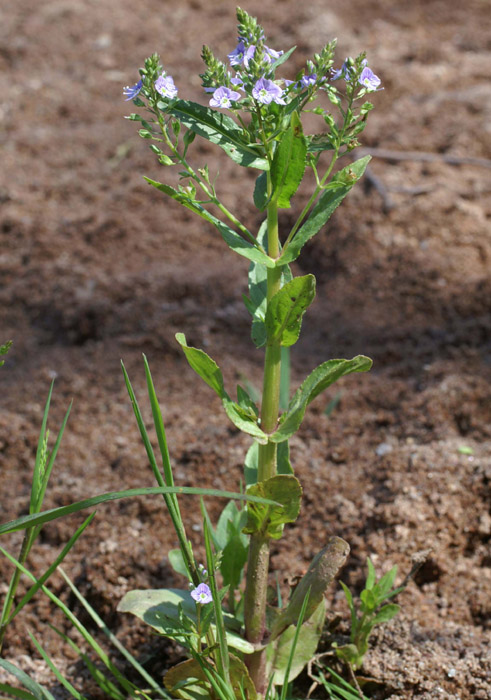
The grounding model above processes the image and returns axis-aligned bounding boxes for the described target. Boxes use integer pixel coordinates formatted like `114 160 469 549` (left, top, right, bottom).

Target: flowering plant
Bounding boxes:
117 7 383 698
0 8 386 700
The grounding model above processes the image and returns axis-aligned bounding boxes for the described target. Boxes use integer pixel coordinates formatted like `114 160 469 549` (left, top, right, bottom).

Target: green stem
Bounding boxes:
244 174 282 694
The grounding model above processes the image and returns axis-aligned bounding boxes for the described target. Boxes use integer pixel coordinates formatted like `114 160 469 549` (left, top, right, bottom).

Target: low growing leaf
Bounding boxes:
118 588 254 655
266 599 326 686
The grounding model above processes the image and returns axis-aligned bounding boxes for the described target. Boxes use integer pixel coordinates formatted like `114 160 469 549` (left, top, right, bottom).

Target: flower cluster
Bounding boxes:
332 57 382 92
123 70 178 102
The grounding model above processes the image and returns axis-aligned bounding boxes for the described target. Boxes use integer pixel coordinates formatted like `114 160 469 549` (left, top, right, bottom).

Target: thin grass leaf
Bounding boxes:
0 660 55 700
57 569 169 699
28 633 88 700
0 555 142 698
121 360 197 583
202 501 230 686
30 382 54 515
0 486 280 536
324 668 369 700
279 588 310 700
0 684 38 700
34 401 72 514
5 514 95 624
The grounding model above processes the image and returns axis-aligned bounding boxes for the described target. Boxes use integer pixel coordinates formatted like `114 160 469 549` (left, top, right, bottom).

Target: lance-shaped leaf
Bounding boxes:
176 334 268 443
266 599 326 686
278 156 371 265
166 99 268 170
118 588 254 655
253 171 268 211
270 537 350 641
144 178 275 268
243 475 302 539
271 111 307 209
265 275 316 347
270 355 372 443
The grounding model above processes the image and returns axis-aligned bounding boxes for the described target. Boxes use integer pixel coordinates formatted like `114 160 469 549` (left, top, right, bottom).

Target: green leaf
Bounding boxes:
144 179 274 268
374 565 398 600
0 660 56 700
0 486 279 536
167 100 268 170
0 340 12 367
168 549 190 579
253 172 268 210
176 334 268 442
271 112 307 209
265 275 316 347
371 603 400 625
365 558 376 590
164 654 256 700
243 475 302 539
223 399 268 443
360 588 377 612
244 441 259 486
278 156 371 265
266 599 325 687
271 355 372 442
175 333 226 398
214 500 246 550
118 588 254 654
221 535 248 590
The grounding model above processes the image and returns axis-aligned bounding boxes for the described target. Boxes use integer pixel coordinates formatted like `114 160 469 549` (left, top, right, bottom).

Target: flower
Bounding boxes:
358 67 381 91
252 77 286 105
299 73 317 88
123 79 143 101
191 583 212 604
264 45 283 63
155 74 178 99
331 60 351 81
228 40 247 66
209 86 241 108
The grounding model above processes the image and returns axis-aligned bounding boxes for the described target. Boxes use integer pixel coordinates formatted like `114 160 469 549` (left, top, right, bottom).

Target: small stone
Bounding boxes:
375 442 393 456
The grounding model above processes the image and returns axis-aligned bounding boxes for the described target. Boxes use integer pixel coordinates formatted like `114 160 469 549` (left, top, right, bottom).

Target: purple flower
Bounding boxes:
155 74 178 99
252 77 286 105
331 60 351 81
191 583 212 604
264 45 283 63
230 75 244 89
359 67 381 92
300 73 317 88
228 40 247 66
123 79 143 101
209 86 241 108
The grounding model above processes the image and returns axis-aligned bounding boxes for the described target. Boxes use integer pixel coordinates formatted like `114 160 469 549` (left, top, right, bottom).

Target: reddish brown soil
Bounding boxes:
0 0 490 698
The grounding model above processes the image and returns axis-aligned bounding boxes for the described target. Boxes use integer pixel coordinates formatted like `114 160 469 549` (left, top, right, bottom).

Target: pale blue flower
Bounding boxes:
252 77 286 105
209 86 241 108
191 583 212 604
228 40 247 66
300 73 317 88
123 79 143 101
155 73 178 99
359 66 381 91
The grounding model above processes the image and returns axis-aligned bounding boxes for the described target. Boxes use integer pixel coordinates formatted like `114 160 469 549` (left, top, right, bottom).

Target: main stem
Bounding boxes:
244 182 282 694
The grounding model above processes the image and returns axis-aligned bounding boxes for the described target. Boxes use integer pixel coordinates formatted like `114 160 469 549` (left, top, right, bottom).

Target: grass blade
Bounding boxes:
0 660 55 700
58 568 169 699
0 486 280 536
201 501 230 686
279 588 310 700
30 382 54 515
5 514 95 624
34 401 72 514
27 632 88 700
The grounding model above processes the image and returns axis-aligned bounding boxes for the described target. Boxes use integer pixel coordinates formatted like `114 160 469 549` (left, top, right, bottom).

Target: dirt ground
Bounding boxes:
0 0 490 698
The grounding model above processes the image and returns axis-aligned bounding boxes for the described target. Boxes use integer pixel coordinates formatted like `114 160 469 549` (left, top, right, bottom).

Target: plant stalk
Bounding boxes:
244 179 282 693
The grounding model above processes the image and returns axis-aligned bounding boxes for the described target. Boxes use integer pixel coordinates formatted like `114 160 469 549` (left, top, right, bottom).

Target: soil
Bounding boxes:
0 0 490 698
